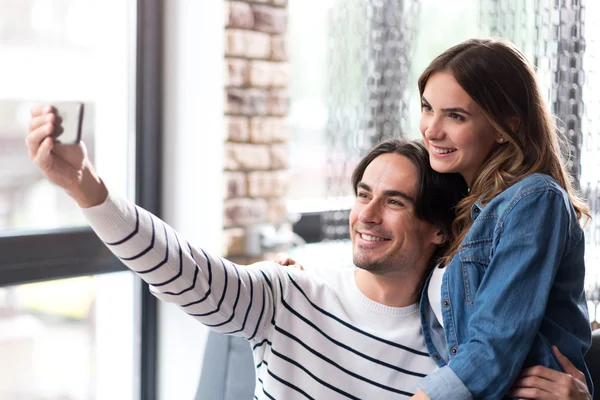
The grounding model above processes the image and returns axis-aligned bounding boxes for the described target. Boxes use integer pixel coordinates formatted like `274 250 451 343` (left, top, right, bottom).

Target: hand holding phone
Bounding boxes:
26 104 107 208
51 102 84 145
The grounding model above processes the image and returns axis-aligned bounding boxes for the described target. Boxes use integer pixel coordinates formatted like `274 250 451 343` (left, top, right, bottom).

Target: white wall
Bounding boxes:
160 1 225 399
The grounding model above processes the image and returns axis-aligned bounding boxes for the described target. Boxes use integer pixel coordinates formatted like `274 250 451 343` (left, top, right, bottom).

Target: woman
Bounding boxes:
413 38 592 399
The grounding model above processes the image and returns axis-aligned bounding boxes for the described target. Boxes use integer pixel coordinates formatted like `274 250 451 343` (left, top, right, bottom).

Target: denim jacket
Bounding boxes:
418 173 592 399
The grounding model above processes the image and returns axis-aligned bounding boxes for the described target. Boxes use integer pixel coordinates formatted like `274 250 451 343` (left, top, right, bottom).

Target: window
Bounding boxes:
0 273 135 399
0 0 163 398
404 1 481 140
0 0 134 232
287 0 331 210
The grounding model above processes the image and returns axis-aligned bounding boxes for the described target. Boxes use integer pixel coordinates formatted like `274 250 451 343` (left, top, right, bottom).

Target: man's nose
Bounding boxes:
358 200 382 224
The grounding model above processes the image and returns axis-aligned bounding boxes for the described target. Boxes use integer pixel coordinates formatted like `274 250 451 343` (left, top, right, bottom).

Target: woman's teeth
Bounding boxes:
432 147 456 154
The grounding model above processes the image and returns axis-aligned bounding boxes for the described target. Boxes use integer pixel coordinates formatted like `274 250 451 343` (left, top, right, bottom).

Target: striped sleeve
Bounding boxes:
81 192 286 342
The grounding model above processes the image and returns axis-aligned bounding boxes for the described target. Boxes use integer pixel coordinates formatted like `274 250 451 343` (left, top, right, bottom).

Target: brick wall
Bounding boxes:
222 0 290 259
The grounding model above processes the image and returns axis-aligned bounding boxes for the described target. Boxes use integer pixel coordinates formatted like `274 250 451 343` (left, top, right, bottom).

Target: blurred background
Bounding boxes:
0 0 599 399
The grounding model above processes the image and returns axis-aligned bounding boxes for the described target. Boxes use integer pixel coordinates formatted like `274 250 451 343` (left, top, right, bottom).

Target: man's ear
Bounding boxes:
431 227 448 246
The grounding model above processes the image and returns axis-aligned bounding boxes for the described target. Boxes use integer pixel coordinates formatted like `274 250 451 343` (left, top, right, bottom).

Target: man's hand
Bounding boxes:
26 105 107 208
508 346 591 399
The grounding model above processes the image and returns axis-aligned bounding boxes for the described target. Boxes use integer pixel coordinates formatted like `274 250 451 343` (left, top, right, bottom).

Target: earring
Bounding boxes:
498 136 505 143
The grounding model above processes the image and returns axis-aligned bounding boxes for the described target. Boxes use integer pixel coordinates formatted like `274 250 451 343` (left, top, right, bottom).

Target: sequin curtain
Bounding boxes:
321 0 420 241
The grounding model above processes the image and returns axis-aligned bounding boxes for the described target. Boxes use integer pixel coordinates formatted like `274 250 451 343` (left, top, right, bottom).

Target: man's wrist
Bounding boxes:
68 164 109 208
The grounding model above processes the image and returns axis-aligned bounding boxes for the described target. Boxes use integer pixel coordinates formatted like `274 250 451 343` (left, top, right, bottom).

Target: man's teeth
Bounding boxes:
432 147 456 154
361 234 385 242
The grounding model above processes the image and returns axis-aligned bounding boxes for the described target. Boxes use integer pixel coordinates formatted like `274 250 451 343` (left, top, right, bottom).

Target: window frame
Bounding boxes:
135 0 163 399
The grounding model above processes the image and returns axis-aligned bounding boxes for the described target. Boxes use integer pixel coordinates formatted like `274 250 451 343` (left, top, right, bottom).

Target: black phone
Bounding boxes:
51 102 84 145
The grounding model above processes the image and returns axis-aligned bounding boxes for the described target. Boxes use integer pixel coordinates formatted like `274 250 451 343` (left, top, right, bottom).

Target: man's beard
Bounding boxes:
353 252 394 275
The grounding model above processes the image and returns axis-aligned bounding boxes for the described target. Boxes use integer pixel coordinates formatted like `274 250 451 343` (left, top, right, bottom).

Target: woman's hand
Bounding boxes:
509 346 590 399
274 253 304 270
26 105 107 208
410 390 430 400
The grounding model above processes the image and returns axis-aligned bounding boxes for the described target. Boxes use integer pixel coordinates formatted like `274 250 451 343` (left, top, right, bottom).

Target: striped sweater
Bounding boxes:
82 193 438 399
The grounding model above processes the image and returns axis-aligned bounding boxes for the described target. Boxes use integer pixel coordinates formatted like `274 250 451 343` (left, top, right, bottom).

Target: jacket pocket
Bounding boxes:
458 239 492 306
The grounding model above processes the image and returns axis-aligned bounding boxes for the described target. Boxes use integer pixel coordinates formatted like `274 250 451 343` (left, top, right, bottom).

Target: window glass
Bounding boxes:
0 0 135 232
0 272 136 400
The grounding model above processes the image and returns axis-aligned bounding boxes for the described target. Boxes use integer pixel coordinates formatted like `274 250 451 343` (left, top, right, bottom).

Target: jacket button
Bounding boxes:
443 300 450 307
434 355 441 361
451 347 457 354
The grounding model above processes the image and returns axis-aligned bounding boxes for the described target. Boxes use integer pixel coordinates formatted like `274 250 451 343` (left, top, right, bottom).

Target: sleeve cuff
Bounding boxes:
80 191 135 243
418 366 472 400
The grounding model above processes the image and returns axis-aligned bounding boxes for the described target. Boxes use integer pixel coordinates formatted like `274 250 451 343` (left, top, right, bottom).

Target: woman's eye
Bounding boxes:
449 112 465 122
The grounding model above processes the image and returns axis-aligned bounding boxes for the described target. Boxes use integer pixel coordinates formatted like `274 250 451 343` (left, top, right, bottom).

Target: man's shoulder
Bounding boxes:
288 264 354 289
247 261 352 287
285 265 356 302
309 265 354 285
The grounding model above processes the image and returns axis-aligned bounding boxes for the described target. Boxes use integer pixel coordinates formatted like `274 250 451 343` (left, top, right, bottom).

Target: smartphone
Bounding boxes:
51 102 84 145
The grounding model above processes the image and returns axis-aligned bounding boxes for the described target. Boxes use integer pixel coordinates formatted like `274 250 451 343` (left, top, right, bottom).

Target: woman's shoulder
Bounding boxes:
497 173 567 201
482 173 571 218
490 173 577 221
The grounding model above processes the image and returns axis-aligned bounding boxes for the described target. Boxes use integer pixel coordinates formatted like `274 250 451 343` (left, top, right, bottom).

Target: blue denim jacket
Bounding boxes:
418 173 592 399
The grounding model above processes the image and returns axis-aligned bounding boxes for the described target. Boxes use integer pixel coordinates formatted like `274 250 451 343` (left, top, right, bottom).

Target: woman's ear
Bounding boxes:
507 117 520 134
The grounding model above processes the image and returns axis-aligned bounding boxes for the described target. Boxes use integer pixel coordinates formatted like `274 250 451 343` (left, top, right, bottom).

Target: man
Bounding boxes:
26 105 590 399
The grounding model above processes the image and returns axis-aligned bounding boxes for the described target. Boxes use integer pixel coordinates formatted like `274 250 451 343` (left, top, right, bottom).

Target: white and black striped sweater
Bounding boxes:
82 193 438 399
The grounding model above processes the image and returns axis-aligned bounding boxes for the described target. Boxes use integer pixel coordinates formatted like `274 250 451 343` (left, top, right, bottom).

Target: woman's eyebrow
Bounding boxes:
421 96 472 116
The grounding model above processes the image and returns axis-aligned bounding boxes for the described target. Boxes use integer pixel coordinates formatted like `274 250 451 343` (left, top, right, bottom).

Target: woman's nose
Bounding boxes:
424 117 444 141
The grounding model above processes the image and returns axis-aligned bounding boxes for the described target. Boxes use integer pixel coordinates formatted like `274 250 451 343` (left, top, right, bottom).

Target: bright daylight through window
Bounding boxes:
0 0 138 399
